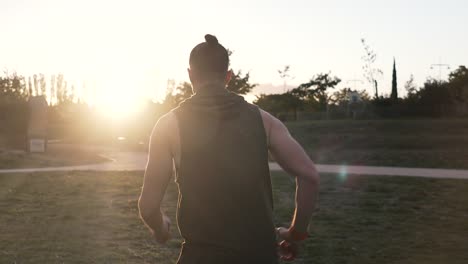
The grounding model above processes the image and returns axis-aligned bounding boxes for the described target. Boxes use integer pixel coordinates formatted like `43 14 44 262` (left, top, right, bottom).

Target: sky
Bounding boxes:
1 0 467 105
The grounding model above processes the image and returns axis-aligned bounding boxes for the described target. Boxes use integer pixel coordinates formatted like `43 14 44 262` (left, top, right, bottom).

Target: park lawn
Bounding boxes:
0 146 109 169
0 171 467 264
286 119 468 169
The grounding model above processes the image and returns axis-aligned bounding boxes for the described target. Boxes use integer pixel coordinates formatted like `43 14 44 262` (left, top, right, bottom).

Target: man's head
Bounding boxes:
188 34 231 89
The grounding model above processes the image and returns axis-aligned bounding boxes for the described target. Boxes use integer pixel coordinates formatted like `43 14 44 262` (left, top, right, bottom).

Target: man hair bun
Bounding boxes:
204 34 219 45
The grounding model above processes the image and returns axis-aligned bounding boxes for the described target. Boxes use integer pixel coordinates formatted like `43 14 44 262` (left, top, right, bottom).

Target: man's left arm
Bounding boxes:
138 114 174 244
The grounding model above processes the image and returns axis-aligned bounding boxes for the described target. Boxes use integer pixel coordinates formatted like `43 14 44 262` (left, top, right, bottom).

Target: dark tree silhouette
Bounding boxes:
28 76 33 95
330 88 370 105
0 72 28 101
56 74 64 103
404 74 417 97
292 73 341 110
254 93 302 120
447 65 468 115
391 58 398 102
448 65 468 103
417 79 451 116
226 70 256 95
39 73 46 96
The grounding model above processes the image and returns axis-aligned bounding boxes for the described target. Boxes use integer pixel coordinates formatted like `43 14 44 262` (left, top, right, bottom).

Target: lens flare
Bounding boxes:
339 164 348 182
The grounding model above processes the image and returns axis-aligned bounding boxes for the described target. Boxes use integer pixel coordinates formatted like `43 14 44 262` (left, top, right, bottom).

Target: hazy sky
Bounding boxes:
1 0 467 103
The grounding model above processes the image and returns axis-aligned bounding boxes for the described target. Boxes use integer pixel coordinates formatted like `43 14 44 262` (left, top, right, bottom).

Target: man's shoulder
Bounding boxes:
153 112 178 136
257 107 277 125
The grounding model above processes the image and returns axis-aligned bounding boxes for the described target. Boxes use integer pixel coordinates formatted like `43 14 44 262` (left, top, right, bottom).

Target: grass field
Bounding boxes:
286 119 468 169
1 171 468 263
0 146 109 169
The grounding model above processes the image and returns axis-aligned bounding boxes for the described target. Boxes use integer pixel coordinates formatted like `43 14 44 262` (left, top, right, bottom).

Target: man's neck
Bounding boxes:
193 81 226 94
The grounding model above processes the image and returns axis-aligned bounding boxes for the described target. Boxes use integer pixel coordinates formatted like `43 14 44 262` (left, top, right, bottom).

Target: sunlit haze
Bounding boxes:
2 0 467 115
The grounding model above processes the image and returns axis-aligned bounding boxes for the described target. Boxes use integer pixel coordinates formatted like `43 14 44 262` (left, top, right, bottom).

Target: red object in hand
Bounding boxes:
278 240 298 261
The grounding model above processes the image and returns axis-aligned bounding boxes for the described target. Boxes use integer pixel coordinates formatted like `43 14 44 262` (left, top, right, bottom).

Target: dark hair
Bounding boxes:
189 34 229 80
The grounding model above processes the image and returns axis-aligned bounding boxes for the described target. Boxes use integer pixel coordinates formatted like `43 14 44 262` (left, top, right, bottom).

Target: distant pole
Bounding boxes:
430 58 450 83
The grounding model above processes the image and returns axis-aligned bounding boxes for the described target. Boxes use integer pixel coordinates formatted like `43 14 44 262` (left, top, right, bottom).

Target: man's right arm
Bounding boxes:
262 110 320 235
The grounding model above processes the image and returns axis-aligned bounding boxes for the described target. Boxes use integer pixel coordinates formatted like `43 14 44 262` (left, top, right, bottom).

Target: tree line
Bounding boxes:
253 65 468 120
1 44 468 149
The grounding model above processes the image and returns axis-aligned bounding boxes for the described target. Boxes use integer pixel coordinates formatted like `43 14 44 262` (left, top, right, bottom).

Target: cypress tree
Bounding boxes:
391 57 398 102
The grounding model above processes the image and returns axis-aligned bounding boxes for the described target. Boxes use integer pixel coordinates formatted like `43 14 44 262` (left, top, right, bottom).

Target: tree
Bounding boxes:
446 65 468 115
0 72 29 141
33 74 39 96
330 87 370 105
174 82 193 104
278 65 293 93
0 72 28 101
448 65 468 103
361 38 383 98
404 74 417 98
56 74 64 103
417 79 452 116
50 75 56 104
254 93 302 120
39 73 47 98
291 73 341 111
225 49 257 95
70 84 76 102
226 70 256 95
28 76 33 95
391 58 398 102
162 81 194 109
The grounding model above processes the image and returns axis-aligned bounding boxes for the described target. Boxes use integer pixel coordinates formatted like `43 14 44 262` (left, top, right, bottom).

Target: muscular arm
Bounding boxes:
262 110 319 234
138 113 174 242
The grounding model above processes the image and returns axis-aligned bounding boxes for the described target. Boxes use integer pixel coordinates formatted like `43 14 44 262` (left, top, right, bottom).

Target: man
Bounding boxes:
139 34 319 263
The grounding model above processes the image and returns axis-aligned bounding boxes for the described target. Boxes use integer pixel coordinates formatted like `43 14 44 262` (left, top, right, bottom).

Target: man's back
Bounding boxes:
138 34 319 264
172 86 278 263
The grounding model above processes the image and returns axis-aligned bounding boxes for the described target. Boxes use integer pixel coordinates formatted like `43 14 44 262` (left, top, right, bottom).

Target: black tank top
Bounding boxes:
172 85 278 263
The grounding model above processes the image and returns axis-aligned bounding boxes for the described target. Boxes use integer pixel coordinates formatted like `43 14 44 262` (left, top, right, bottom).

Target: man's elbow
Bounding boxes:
308 167 320 186
299 164 320 187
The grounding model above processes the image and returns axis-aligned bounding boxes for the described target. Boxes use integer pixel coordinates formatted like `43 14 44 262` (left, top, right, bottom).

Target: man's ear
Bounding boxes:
225 69 233 86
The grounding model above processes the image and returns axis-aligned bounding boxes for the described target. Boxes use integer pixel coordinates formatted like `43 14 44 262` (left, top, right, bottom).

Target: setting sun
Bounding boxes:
95 93 144 119
94 78 146 119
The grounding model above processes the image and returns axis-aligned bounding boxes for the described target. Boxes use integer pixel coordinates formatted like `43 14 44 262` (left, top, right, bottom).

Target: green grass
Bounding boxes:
0 146 109 169
1 171 468 263
272 172 468 264
286 119 468 169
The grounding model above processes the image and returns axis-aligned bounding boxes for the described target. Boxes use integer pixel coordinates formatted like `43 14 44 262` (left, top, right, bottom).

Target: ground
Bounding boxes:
286 119 468 169
0 144 109 169
1 171 467 264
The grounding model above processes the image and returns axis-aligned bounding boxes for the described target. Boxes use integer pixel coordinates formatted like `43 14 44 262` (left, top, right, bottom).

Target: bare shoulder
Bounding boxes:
258 108 285 130
256 107 284 146
151 112 178 139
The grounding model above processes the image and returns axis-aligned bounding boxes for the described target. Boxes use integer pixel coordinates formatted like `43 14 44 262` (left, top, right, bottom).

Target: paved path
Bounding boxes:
2 150 468 179
270 163 468 180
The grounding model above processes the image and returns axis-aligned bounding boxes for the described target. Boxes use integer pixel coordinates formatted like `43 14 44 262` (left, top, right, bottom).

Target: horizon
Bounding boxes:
2 0 467 109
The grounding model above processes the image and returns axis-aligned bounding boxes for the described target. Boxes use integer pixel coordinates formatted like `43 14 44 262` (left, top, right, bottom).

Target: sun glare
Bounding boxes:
96 96 143 119
94 79 146 119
